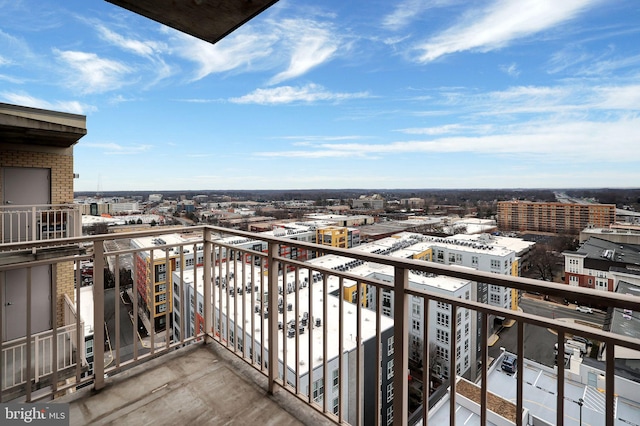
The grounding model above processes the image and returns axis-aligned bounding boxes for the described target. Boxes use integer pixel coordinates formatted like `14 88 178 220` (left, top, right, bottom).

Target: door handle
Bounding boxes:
5 200 12 204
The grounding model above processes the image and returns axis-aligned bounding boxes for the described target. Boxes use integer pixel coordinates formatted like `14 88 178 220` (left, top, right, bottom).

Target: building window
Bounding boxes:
436 346 449 361
333 397 339 415
156 303 167 314
387 359 394 380
437 301 449 310
456 329 461 342
313 378 324 402
465 323 469 336
455 254 463 263
412 302 421 317
387 336 394 356
437 329 449 344
449 253 456 263
437 313 449 327
156 293 167 303
491 260 500 270
387 383 394 403
412 319 421 332
386 406 393 426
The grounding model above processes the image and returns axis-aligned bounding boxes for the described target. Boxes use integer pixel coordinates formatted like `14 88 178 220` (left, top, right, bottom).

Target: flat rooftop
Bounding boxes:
426 352 640 425
176 262 394 376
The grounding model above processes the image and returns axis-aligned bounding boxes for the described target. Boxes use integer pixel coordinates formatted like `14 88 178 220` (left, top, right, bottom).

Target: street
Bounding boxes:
104 287 147 365
488 296 605 367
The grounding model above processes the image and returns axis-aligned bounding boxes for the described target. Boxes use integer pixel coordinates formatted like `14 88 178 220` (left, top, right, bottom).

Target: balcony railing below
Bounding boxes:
0 204 81 244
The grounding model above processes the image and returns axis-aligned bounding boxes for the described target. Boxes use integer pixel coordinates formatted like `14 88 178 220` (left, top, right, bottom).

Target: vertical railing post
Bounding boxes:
516 321 524 426
480 312 488 426
25 267 32 401
93 239 106 390
267 242 279 394
392 266 408 426
31 206 37 241
204 228 213 344
74 207 81 238
606 343 615 426
556 330 565 426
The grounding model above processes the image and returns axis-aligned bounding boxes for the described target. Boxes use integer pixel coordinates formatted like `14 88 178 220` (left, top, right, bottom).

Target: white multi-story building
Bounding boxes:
172 264 394 425
350 232 520 380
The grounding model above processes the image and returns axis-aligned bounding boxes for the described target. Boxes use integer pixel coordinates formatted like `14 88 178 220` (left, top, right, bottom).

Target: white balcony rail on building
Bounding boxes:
1 225 640 426
1 323 80 392
0 204 81 244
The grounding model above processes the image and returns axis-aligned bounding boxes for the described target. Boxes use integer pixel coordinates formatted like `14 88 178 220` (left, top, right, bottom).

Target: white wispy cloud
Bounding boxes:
229 83 370 105
169 29 278 81
95 24 166 58
54 49 132 94
0 91 95 114
82 142 152 155
255 118 640 162
269 19 341 84
94 23 174 86
500 63 520 77
167 14 343 84
398 124 493 135
281 135 367 142
382 0 455 31
414 0 598 63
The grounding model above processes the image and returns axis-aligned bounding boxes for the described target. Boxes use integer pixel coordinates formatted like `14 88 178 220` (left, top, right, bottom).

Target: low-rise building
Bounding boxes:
563 237 640 291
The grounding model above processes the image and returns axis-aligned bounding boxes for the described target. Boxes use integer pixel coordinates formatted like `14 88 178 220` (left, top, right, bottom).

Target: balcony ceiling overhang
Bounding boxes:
0 112 87 148
105 0 280 45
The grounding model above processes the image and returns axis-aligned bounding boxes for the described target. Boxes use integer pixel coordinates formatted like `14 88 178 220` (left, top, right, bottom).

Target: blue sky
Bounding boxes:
1 0 639 192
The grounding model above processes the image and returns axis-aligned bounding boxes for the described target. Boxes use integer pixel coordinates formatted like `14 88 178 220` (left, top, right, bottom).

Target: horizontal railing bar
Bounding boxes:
404 285 640 350
3 223 640 311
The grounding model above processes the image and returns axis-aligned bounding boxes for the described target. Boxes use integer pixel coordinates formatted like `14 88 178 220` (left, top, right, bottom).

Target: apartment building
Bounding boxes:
352 195 385 210
172 266 394 425
1 103 86 339
563 237 640 292
498 200 616 234
131 234 203 331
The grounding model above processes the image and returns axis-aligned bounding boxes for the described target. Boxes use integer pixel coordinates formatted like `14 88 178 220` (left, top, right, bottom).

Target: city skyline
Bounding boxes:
1 0 639 191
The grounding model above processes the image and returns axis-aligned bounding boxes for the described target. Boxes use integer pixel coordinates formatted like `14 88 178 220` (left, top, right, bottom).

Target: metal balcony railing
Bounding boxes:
1 225 639 426
0 204 82 244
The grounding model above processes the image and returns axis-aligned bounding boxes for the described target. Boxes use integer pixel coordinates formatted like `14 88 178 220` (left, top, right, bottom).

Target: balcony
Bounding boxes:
1 225 640 425
0 204 82 245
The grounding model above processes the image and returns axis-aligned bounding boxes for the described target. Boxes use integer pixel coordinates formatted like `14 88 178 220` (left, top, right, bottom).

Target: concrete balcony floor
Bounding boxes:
62 342 335 426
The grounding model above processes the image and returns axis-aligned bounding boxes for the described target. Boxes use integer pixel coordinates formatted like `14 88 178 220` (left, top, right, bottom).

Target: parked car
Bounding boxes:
501 354 517 374
576 306 593 314
571 336 593 347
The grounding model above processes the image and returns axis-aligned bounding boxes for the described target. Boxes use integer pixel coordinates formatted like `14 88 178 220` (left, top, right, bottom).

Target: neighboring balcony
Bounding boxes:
1 226 639 426
0 204 82 244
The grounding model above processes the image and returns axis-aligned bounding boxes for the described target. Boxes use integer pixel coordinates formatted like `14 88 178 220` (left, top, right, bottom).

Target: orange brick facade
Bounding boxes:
498 201 616 234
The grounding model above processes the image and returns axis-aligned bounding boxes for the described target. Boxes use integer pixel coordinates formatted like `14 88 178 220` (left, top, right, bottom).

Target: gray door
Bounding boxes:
2 167 51 242
2 167 52 341
3 266 52 341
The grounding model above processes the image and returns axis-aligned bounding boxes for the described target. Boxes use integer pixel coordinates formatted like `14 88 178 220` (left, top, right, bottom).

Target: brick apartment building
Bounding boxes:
498 201 616 234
